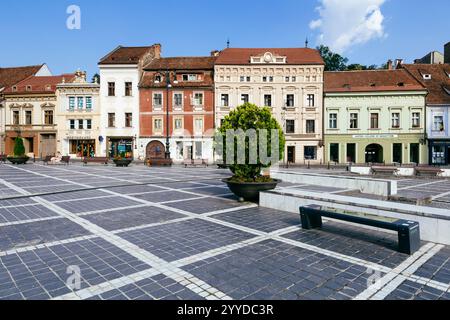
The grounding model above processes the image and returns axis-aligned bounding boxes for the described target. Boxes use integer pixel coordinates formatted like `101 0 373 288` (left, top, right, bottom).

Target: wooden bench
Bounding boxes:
371 166 399 176
146 158 173 167
300 205 421 255
83 157 109 165
415 166 443 177
184 159 208 168
44 155 71 165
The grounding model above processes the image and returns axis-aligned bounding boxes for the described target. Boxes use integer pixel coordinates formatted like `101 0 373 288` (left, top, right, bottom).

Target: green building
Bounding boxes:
324 70 428 165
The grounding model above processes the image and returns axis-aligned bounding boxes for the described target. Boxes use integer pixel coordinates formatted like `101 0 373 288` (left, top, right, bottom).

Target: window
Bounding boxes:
329 113 337 129
350 113 358 129
286 94 295 107
307 94 315 107
246 76 251 82
306 120 316 134
370 113 379 129
304 146 317 160
412 112 421 128
77 97 84 110
392 113 400 128
241 94 249 104
125 82 132 96
44 110 54 125
330 144 339 163
347 143 356 163
410 143 420 164
174 118 183 130
193 93 203 106
125 113 133 128
154 119 163 131
69 97 75 110
13 111 20 125
286 120 295 134
174 93 183 108
240 76 250 82
264 95 272 107
195 141 203 159
292 76 296 82
240 76 245 82
25 111 32 125
153 93 162 107
86 97 92 110
183 74 197 81
221 94 229 107
69 120 75 130
262 76 267 82
108 82 115 96
155 75 162 82
86 119 92 130
285 77 290 82
432 146 446 165
78 119 84 130
433 116 444 132
195 118 204 133
269 76 273 82
108 113 115 127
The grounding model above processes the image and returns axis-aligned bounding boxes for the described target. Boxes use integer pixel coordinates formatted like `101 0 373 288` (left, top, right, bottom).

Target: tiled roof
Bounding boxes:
402 64 450 105
143 56 216 71
140 72 214 89
0 65 43 90
3 74 76 95
99 45 158 65
215 48 324 65
324 69 426 93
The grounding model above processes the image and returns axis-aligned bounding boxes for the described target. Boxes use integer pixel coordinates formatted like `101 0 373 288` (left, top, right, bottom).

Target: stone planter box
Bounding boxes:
113 159 133 167
7 156 30 165
222 178 281 202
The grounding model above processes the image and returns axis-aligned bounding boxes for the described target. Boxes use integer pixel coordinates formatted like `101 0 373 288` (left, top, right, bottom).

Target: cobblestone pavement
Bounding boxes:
0 163 448 300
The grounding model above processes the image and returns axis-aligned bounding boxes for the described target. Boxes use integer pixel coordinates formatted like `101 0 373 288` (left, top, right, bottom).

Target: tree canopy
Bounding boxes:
317 45 387 71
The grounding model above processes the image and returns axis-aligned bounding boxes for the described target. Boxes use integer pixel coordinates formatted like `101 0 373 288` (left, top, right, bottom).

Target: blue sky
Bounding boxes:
1 0 448 77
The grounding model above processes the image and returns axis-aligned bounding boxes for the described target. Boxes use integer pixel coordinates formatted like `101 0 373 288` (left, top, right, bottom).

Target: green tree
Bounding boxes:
317 45 348 71
13 137 26 156
91 73 100 84
217 103 285 182
346 64 379 71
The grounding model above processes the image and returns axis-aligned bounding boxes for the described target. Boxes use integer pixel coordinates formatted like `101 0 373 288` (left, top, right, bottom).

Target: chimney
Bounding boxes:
395 59 404 69
211 50 220 57
445 42 450 64
153 43 162 59
387 59 393 70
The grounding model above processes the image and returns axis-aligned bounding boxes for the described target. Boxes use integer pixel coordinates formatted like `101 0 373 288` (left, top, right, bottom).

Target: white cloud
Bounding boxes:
310 0 387 53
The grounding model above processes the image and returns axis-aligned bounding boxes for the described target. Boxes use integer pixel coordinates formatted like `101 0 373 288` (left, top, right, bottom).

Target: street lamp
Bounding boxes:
158 70 176 160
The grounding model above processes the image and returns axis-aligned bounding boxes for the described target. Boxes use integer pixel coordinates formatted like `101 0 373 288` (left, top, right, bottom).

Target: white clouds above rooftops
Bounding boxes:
310 0 387 53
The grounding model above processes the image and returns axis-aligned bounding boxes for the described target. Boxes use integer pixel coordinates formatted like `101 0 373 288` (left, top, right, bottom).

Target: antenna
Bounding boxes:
305 38 309 48
227 38 230 49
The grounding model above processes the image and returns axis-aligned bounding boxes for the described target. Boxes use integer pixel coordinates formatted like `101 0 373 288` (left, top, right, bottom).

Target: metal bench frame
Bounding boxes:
300 205 421 255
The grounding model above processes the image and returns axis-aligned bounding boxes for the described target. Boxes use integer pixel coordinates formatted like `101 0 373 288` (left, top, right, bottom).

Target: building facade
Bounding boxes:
98 44 161 159
56 70 101 158
402 64 450 165
324 70 428 165
214 48 325 165
3 73 75 158
0 64 50 154
139 56 216 163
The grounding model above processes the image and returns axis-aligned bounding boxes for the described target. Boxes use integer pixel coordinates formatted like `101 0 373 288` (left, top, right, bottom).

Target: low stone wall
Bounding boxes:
271 170 397 197
261 188 450 245
351 166 450 177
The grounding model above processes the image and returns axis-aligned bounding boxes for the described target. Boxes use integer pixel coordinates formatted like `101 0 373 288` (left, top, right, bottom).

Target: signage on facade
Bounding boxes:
67 136 92 140
352 134 399 139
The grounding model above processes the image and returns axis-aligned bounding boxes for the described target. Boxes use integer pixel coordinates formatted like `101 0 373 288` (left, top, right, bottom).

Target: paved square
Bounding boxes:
0 163 448 300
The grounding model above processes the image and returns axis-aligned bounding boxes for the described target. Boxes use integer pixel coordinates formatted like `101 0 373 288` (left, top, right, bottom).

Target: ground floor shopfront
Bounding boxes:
429 140 450 166
138 137 214 164
324 134 427 165
5 130 56 158
59 137 100 159
282 138 324 165
106 137 135 159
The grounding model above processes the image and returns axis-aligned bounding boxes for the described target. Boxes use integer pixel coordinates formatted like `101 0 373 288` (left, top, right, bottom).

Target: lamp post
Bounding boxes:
161 70 173 160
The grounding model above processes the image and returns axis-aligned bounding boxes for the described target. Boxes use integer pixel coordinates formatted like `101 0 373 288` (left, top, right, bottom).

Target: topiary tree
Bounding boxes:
13 137 26 157
216 103 285 182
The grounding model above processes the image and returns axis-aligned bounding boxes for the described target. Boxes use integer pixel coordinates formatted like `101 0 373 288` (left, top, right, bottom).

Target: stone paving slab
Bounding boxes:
56 196 143 214
164 197 244 214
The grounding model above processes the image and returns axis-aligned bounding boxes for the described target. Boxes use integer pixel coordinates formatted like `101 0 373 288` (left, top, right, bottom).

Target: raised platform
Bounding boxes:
260 187 450 245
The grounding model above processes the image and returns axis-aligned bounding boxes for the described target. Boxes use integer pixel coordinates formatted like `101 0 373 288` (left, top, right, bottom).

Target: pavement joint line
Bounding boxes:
354 243 443 300
431 189 450 201
0 216 63 228
398 180 443 191
2 171 233 301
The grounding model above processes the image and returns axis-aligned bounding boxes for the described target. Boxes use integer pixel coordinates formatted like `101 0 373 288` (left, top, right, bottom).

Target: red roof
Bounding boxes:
144 56 216 71
99 45 160 65
0 65 43 90
3 74 76 95
215 48 324 65
402 64 450 105
324 69 426 93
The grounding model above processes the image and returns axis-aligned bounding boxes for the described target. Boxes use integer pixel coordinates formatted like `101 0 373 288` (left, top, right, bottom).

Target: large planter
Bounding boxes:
113 159 133 167
7 156 30 165
222 178 281 202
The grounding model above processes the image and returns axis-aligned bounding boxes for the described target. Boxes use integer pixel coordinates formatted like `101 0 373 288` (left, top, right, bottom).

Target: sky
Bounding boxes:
0 0 449 78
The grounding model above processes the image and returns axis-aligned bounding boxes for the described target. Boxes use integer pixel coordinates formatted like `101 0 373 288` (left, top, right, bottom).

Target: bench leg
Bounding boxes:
398 224 421 255
300 207 323 229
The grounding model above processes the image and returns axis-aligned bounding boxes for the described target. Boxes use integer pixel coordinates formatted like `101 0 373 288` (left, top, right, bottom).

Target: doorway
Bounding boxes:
365 144 383 164
146 141 165 160
287 146 295 164
346 143 356 163
410 143 420 164
40 134 56 157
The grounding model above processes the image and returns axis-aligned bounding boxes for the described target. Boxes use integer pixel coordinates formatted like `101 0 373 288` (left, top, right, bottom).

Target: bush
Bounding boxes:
217 103 285 182
13 137 26 157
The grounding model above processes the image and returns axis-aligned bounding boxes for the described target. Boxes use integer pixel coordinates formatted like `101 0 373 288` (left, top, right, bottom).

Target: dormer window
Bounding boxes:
182 74 198 81
155 75 162 83
422 74 432 80
251 52 287 64
397 82 405 87
26 85 32 91
369 83 376 87
45 85 52 91
12 86 17 92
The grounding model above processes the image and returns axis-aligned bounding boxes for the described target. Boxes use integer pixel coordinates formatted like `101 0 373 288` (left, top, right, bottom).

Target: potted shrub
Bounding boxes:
217 103 285 202
7 137 30 165
113 152 133 167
